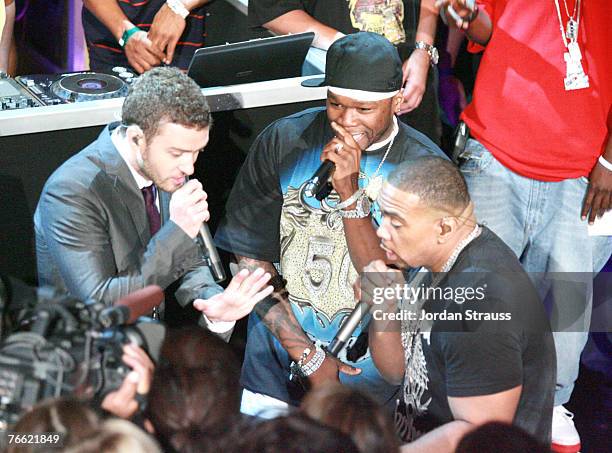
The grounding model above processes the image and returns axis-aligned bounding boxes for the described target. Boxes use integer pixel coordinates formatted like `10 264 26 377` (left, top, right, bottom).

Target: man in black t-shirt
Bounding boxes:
82 0 210 73
249 0 442 145
364 157 555 450
215 33 445 417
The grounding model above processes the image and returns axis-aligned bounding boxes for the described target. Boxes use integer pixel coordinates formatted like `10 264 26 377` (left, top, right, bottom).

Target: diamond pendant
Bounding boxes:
365 175 384 201
563 46 589 91
566 18 578 41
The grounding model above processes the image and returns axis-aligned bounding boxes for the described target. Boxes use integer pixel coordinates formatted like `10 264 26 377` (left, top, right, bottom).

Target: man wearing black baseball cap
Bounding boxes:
216 32 445 417
302 31 406 95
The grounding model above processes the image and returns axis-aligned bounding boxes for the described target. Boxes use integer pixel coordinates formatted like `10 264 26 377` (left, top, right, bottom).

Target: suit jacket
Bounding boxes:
34 124 223 327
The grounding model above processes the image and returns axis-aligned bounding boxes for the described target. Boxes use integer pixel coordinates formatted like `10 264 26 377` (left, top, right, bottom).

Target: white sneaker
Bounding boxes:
551 405 581 453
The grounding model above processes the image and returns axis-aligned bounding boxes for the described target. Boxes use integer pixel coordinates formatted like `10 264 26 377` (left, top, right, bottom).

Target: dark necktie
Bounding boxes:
141 185 161 236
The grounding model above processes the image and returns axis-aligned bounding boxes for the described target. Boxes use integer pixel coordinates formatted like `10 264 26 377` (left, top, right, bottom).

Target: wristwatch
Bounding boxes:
338 193 372 219
414 41 439 66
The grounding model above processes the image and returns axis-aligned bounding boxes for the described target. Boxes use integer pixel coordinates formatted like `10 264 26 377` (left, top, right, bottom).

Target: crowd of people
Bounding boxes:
1 0 611 452
4 327 553 453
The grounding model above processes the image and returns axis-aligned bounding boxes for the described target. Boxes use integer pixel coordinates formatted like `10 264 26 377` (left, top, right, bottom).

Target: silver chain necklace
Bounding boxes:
363 135 395 201
553 0 589 91
362 116 399 201
440 224 482 273
561 0 579 40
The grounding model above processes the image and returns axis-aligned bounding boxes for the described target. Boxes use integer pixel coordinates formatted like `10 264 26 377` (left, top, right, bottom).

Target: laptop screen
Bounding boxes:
187 32 315 88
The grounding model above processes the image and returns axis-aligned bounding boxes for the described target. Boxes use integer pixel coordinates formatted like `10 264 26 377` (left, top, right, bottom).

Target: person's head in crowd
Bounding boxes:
62 419 161 453
301 383 399 453
158 325 242 370
119 66 211 193
7 397 99 453
456 422 551 453
378 156 476 271
304 32 404 151
145 327 241 453
224 413 360 453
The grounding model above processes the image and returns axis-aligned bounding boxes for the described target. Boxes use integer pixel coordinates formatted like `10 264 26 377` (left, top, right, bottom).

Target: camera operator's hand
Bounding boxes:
101 343 154 419
193 268 274 322
169 179 209 239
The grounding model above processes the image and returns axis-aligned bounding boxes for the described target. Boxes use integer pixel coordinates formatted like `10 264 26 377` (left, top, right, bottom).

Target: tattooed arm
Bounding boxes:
236 255 360 387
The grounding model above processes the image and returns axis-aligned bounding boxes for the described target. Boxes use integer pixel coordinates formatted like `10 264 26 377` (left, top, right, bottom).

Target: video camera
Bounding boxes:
0 278 165 430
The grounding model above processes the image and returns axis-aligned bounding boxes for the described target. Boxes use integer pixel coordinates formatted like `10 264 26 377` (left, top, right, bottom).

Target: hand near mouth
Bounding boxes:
321 121 363 201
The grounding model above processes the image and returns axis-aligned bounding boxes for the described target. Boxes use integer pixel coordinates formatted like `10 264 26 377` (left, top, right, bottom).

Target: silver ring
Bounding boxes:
446 4 463 23
335 143 343 154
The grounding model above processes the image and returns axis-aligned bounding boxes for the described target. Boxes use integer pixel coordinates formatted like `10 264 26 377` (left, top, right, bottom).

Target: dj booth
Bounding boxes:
0 36 327 285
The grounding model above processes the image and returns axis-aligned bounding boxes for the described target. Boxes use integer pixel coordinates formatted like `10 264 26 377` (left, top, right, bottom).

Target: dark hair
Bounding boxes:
145 327 241 453
62 419 161 453
223 413 360 453
7 397 99 453
456 422 551 453
121 67 211 141
387 156 470 213
301 383 399 453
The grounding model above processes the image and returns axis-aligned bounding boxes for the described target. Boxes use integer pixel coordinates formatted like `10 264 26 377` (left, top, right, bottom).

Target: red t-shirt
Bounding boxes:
461 0 612 181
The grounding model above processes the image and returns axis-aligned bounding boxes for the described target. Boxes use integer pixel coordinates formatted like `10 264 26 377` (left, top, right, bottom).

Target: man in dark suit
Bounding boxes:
34 67 272 336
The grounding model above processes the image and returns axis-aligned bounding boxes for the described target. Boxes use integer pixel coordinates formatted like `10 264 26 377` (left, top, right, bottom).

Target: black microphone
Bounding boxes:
304 160 335 200
326 300 371 357
99 285 164 328
199 223 226 283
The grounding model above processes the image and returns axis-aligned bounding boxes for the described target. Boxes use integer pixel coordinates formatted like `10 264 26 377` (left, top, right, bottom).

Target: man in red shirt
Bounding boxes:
436 1 611 452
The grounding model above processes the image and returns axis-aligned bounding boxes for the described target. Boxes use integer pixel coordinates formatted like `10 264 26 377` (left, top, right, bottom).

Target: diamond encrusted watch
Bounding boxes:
338 192 372 219
414 41 439 66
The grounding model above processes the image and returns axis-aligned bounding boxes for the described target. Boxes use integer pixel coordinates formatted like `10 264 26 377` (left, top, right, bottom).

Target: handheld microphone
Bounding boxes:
326 300 371 357
304 160 335 200
99 285 164 328
198 223 226 283
184 177 226 283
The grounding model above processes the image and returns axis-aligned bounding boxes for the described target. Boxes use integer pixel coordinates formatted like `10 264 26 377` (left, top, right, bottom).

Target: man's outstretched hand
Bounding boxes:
193 268 273 322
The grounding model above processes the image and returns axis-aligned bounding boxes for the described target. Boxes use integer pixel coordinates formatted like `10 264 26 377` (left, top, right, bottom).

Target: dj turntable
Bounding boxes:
0 68 136 111
51 72 130 102
18 68 135 105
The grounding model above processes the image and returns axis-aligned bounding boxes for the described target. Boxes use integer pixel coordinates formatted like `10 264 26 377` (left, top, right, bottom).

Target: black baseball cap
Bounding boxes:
302 32 403 95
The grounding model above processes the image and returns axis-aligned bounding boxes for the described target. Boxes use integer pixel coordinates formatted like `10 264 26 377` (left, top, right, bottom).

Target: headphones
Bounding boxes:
126 125 144 146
